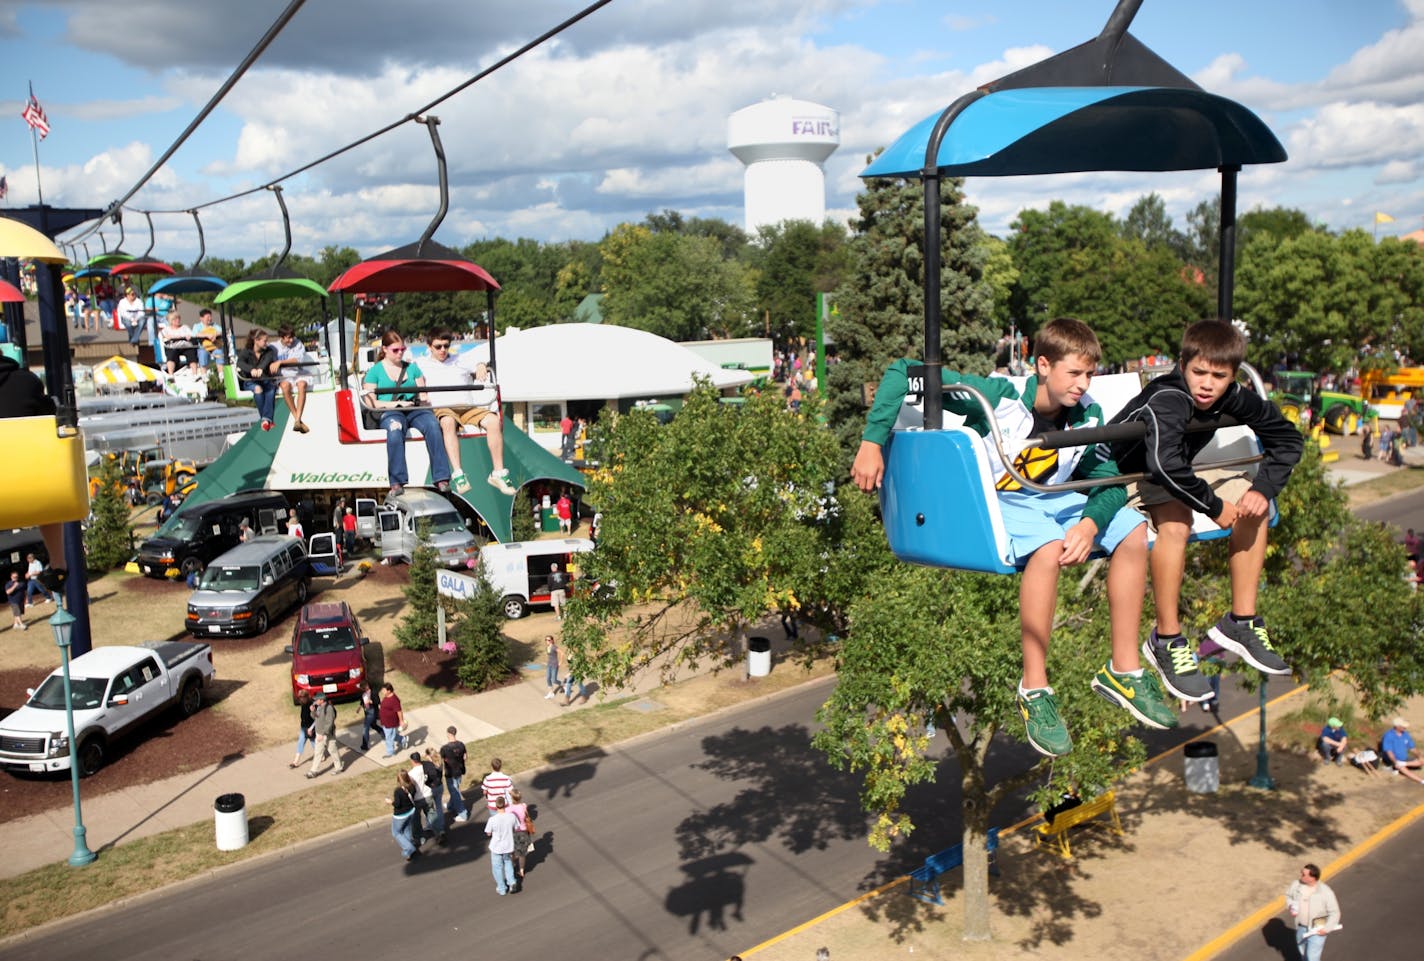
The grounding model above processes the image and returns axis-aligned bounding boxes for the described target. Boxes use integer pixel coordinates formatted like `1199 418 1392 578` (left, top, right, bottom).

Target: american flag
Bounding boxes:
21 86 49 139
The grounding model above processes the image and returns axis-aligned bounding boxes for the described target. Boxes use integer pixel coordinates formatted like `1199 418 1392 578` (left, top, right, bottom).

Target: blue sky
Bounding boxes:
2 0 1421 262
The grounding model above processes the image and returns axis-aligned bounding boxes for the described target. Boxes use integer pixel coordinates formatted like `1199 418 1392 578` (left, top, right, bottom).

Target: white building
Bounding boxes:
727 96 840 234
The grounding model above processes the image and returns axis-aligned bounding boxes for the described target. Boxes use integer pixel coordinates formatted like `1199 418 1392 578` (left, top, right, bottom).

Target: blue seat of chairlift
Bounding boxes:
878 373 1274 574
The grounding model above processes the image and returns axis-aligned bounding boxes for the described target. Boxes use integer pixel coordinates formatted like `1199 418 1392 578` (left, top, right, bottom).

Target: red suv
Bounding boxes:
285 602 369 704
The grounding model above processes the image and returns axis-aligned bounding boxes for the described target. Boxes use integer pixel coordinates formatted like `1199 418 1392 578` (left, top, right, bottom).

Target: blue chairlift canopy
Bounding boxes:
150 270 229 296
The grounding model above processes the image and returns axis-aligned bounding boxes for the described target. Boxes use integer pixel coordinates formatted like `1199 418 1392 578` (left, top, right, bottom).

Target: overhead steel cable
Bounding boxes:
65 0 310 247
68 0 615 244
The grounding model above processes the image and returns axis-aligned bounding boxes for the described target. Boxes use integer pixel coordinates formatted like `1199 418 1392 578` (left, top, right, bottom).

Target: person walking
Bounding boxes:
485 796 519 895
439 726 470 823
289 691 314 768
420 748 448 842
1285 862 1340 961
24 553 54 606
357 680 381 751
341 508 357 557
407 752 441 844
480 757 513 814
543 635 561 699
387 770 420 862
6 571 27 631
508 788 533 880
378 682 408 757
307 693 344 777
548 564 568 620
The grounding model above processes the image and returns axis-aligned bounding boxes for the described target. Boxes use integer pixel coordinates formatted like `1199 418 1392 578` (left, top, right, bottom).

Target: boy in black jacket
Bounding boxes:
1109 319 1303 700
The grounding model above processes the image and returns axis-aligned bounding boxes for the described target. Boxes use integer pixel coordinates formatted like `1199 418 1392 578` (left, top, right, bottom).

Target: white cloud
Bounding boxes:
1377 159 1417 185
1288 101 1424 171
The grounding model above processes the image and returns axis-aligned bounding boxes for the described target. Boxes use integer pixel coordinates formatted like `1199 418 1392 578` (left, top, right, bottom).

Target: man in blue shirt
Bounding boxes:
1317 717 1348 764
1380 717 1424 783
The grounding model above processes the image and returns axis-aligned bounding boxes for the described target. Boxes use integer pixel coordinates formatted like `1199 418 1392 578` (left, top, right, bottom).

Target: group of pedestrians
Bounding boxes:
5 553 57 632
543 634 590 706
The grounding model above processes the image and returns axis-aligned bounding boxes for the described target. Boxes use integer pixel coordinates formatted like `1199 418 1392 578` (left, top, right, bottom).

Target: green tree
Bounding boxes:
752 219 850 344
83 458 133 572
1006 201 1118 338
452 567 512 691
394 525 440 651
825 168 997 458
599 226 756 341
560 382 851 687
1121 192 1188 260
510 489 538 542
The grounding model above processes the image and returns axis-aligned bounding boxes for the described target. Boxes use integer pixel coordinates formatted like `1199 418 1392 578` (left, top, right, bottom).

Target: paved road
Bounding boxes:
1214 809 1424 961
1355 484 1424 532
7 674 1263 961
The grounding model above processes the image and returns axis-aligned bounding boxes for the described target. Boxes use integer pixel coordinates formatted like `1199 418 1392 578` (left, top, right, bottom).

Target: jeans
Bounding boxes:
379 407 451 487
294 724 311 759
445 775 467 818
427 787 446 834
360 707 380 750
382 724 401 757
243 380 276 423
25 578 51 603
391 813 417 858
546 661 559 688
490 851 516 893
1296 926 1325 961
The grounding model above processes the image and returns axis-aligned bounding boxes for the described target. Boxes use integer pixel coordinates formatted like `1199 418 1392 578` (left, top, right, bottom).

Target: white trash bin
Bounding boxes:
214 792 249 851
1184 741 1220 794
747 636 771 677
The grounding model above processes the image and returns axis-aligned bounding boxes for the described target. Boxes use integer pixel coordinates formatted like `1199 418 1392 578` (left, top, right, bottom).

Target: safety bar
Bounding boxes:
902 365 1270 495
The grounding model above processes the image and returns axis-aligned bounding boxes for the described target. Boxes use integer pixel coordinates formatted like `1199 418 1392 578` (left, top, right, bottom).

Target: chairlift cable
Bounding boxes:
67 0 615 246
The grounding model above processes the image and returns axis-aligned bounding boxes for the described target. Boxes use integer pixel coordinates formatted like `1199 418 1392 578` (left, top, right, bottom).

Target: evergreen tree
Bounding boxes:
510 489 538 542
453 566 512 691
394 523 440 651
825 165 997 459
83 457 132 572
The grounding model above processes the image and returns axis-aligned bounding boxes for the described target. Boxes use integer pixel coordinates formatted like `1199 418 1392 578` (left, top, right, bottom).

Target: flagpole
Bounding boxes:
30 123 44 208
26 80 44 207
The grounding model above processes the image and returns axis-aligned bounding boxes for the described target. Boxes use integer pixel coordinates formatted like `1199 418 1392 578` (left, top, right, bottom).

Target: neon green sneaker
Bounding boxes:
1091 660 1178 730
1017 686 1073 757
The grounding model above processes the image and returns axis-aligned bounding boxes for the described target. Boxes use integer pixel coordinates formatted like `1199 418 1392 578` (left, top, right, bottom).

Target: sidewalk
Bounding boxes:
0 644 697 880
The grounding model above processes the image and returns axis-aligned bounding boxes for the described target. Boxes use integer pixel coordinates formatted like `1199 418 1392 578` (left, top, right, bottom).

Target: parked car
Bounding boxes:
0 641 215 777
285 601 369 704
186 535 310 637
376 489 478 567
136 490 289 579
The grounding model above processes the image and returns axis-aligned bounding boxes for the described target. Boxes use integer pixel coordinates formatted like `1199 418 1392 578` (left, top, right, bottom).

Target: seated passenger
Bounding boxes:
274 325 313 434
361 331 451 498
1316 717 1348 765
419 328 515 495
1380 716 1424 783
236 328 280 431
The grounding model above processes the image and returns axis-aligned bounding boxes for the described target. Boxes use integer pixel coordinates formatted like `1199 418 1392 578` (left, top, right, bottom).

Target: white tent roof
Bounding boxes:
465 324 755 402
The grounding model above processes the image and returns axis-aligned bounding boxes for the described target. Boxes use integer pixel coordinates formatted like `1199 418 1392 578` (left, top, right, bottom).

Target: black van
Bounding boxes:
136 490 289 579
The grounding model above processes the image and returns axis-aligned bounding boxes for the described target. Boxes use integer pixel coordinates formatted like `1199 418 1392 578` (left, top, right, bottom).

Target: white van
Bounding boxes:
479 538 594 618
376 489 479 567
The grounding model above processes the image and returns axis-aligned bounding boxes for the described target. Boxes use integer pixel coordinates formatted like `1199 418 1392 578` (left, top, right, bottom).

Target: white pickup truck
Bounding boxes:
0 641 215 777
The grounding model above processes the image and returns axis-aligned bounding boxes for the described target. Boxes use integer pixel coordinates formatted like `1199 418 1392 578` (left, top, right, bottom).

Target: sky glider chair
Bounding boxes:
0 415 90 528
864 0 1287 573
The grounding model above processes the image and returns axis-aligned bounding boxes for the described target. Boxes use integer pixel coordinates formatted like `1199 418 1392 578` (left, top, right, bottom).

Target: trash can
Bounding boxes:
214 792 249 851
1184 740 1219 794
747 636 771 677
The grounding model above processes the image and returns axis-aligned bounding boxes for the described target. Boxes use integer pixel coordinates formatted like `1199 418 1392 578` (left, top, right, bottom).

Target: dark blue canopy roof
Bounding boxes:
150 271 228 295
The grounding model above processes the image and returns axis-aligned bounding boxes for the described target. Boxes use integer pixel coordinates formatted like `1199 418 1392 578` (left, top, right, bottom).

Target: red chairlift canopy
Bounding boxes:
109 259 175 278
327 239 500 294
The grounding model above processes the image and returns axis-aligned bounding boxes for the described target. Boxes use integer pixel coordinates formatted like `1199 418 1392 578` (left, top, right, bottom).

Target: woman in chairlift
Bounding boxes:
235 328 280 431
361 330 452 498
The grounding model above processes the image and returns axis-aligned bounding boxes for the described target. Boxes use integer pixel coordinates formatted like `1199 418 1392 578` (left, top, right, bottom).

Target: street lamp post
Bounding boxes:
1248 674 1276 790
48 604 97 866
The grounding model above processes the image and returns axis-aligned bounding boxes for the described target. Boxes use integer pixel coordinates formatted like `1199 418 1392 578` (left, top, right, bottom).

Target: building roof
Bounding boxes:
470 323 755 402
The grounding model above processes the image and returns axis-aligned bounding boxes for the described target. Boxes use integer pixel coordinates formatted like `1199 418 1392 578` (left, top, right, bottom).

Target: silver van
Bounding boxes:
185 535 311 637
376 489 479 567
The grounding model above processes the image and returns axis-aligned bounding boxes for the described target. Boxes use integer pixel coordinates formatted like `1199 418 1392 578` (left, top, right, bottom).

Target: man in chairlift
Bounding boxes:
418 328 516 496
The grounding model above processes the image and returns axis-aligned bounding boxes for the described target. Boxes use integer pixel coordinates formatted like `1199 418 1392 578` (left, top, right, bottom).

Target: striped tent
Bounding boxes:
92 354 162 391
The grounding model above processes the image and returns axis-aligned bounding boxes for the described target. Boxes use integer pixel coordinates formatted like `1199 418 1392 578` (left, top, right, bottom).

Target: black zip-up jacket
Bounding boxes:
1107 369 1303 521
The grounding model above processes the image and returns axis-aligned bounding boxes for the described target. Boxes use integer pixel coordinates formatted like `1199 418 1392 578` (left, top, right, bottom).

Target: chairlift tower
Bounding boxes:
727 96 840 235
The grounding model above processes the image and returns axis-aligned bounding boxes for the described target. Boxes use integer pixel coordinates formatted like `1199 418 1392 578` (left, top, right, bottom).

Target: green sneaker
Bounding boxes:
1090 660 1178 730
1017 686 1073 757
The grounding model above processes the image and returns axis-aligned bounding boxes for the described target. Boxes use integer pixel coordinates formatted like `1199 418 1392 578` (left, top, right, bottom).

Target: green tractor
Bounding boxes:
1270 371 1368 435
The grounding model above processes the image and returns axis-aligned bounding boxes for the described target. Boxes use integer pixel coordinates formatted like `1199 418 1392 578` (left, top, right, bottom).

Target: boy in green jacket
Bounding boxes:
852 318 1174 756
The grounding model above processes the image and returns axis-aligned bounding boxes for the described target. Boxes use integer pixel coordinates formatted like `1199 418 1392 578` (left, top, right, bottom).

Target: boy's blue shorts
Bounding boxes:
999 490 1145 566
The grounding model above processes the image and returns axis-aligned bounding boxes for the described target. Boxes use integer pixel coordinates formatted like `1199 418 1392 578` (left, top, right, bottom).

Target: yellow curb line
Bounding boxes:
737 875 909 958
734 678 1318 959
1180 800 1424 961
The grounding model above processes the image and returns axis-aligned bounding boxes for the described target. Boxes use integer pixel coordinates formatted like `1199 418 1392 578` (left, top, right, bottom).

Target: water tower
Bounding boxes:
727 96 840 234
